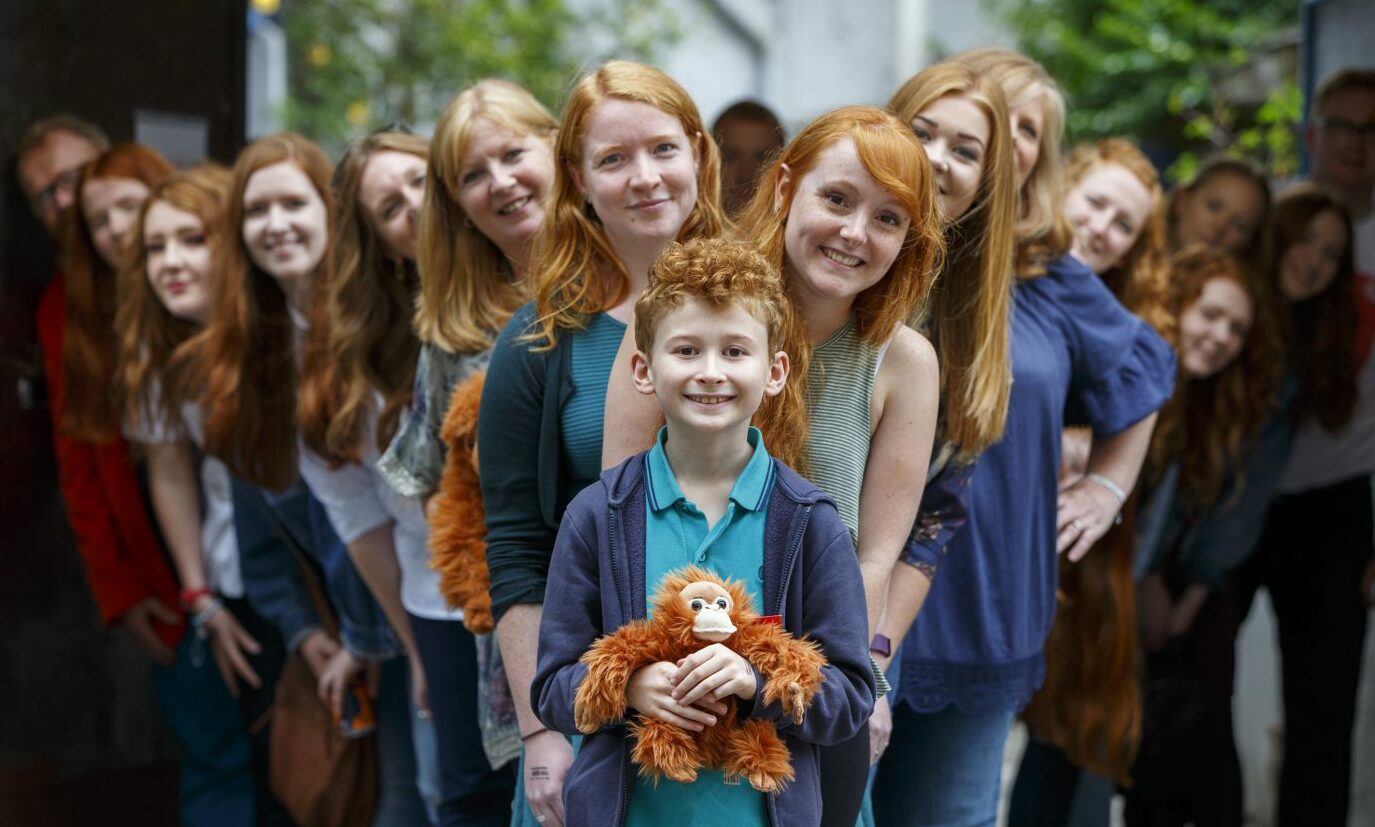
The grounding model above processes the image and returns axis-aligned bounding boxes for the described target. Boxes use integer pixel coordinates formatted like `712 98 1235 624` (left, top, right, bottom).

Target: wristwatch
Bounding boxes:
869 633 893 658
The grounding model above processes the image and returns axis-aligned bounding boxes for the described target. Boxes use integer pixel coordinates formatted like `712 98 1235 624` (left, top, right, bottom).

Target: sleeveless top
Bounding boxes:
804 316 880 540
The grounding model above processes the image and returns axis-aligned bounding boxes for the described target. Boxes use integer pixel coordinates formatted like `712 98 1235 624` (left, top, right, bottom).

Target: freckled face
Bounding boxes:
81 177 151 268
632 296 787 439
577 98 700 262
778 138 911 310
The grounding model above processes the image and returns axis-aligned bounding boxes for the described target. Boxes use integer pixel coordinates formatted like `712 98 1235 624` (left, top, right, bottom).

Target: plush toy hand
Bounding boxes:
671 643 758 707
628 661 724 731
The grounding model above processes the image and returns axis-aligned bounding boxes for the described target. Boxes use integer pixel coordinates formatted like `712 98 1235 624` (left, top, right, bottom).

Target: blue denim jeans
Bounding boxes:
410 613 517 827
873 702 1014 827
152 633 255 827
374 655 433 827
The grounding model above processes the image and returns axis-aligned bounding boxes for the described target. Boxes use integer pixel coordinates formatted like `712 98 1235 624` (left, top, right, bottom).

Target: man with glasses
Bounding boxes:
1285 67 1375 827
16 114 109 242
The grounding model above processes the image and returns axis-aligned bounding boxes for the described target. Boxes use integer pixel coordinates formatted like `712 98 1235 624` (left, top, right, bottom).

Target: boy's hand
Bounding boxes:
628 661 724 731
671 644 757 707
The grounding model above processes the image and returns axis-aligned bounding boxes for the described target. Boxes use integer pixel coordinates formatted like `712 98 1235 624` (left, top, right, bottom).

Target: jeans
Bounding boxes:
410 613 517 827
152 633 255 827
374 655 433 827
873 702 1014 827
1008 738 1113 827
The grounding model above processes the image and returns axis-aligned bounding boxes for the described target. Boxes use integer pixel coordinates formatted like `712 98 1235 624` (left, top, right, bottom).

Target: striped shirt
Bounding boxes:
804 316 880 540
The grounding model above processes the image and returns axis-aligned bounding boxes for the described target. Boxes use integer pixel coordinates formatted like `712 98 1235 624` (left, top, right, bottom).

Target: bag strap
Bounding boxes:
252 486 342 639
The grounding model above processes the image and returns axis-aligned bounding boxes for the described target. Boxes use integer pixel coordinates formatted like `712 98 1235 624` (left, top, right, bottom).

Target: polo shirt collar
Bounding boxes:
645 426 772 513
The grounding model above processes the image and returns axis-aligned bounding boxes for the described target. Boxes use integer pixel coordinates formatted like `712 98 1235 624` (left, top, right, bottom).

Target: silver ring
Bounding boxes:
1072 519 1085 532
535 817 547 824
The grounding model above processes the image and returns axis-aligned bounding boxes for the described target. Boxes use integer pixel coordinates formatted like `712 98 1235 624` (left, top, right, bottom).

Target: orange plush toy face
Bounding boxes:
682 581 738 642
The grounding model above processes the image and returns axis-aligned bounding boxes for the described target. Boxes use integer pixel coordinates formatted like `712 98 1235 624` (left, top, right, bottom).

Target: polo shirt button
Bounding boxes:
757 565 765 580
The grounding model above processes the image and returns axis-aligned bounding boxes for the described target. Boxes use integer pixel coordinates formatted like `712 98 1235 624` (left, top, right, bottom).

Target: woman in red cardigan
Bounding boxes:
37 142 256 826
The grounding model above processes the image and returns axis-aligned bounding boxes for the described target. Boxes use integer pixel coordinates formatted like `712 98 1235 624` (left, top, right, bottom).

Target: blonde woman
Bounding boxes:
376 82 561 826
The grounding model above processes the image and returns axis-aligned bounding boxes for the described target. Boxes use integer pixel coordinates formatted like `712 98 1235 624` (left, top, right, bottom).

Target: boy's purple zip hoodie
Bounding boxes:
533 453 877 827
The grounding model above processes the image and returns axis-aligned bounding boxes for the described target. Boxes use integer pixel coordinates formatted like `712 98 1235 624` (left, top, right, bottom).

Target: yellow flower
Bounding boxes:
308 42 332 68
346 100 371 127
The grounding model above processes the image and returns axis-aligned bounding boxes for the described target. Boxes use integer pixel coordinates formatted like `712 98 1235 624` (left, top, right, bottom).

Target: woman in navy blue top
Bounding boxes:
876 49 1175 827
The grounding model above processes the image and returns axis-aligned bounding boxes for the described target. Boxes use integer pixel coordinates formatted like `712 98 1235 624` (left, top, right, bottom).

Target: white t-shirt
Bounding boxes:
126 396 244 599
1279 209 1375 493
297 399 460 621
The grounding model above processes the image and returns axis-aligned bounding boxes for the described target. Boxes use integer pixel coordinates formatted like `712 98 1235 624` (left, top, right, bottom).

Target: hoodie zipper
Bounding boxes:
772 504 812 618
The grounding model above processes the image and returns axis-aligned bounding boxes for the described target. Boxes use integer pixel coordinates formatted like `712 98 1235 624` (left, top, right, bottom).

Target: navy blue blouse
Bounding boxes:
895 255 1175 714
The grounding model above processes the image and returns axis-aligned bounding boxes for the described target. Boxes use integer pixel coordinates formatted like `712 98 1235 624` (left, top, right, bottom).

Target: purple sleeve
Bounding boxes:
902 455 976 577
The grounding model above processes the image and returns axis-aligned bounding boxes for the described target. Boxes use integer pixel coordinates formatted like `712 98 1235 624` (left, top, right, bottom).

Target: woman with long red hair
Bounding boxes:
1010 136 1173 825
476 60 726 826
38 143 256 825
1125 245 1284 827
199 132 429 825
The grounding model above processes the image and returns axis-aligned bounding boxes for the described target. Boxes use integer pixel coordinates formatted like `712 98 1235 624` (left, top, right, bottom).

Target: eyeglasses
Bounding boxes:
1314 115 1375 143
29 166 82 214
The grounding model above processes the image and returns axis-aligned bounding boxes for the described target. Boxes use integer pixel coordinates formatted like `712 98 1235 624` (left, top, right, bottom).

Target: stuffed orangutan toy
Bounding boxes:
573 566 827 793
427 370 494 634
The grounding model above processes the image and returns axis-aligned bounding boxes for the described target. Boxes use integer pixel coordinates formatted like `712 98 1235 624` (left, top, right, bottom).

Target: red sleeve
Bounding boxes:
37 277 182 642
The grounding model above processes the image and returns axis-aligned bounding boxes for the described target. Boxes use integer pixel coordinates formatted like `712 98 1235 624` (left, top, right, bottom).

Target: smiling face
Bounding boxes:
241 160 329 286
631 296 787 439
1009 94 1046 188
143 199 214 324
778 137 911 314
1178 276 1253 379
1173 171 1265 255
1066 161 1154 275
578 97 700 264
1278 208 1348 302
454 117 554 261
81 177 151 269
359 150 426 262
910 92 990 222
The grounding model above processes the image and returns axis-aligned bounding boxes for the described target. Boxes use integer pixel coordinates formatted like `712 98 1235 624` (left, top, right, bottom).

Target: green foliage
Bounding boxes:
985 0 1301 181
276 0 680 153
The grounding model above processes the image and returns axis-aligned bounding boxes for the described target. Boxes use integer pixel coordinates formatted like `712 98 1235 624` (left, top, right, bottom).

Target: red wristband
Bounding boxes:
180 587 213 609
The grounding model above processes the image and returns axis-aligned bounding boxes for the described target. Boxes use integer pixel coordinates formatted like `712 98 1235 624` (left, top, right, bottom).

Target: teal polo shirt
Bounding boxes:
626 426 775 827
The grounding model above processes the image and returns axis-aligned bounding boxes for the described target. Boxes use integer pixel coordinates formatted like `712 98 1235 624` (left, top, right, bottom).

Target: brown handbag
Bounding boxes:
257 491 379 827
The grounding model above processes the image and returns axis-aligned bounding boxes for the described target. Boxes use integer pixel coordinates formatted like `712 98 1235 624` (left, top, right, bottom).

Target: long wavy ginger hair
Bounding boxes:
298 130 428 465
199 133 335 491
61 143 174 441
117 164 232 437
